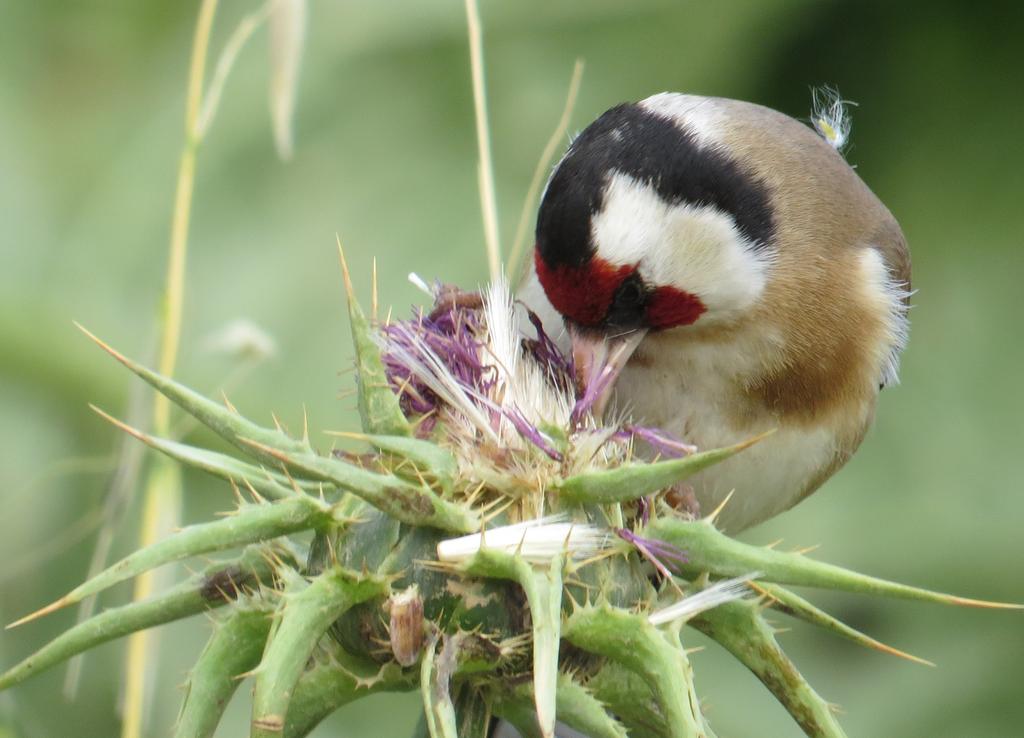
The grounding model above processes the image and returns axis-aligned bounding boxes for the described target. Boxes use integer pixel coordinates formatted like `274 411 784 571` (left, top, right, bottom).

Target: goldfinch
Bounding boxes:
519 92 911 532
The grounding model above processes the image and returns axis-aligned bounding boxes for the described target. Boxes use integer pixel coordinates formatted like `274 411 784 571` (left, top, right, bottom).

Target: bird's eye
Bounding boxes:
605 271 649 329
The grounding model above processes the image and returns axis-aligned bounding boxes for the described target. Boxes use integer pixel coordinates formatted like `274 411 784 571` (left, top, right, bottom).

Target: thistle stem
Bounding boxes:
251 567 387 736
459 549 564 738
692 599 846 738
283 656 414 738
174 606 274 738
563 605 702 737
544 673 628 738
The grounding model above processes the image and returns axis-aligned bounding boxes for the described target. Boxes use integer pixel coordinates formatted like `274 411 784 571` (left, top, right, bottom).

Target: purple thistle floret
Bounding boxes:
636 495 653 526
618 424 697 459
503 407 563 461
380 289 495 432
570 361 618 427
616 528 689 580
521 307 575 395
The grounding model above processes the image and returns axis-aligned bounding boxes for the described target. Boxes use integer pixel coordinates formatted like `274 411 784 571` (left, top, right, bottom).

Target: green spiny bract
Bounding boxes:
2 273 1017 738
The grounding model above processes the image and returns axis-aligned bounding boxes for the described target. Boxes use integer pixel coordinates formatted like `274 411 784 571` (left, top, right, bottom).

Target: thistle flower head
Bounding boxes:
377 275 654 517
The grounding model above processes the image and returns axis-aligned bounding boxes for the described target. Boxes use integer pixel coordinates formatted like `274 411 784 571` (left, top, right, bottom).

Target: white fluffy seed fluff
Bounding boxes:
648 573 760 626
437 516 611 564
482 274 577 434
811 86 854 151
407 271 434 297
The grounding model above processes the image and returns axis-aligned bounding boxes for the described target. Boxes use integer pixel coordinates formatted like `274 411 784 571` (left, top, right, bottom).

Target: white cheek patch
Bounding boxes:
590 172 771 319
858 247 911 387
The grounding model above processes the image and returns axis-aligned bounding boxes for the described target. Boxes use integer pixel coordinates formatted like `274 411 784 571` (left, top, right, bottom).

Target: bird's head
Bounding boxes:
534 94 777 409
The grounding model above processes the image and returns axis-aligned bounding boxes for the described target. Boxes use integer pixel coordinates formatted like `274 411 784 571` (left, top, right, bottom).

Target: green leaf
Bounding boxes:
0 547 277 691
691 598 846 738
12 495 331 624
78 324 313 464
756 581 934 666
92 406 312 501
251 567 387 737
361 433 457 494
645 517 1021 608
555 435 764 505
337 245 412 437
174 606 274 738
241 438 478 533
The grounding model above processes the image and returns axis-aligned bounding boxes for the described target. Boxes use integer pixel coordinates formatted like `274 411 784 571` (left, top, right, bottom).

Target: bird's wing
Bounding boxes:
870 216 912 298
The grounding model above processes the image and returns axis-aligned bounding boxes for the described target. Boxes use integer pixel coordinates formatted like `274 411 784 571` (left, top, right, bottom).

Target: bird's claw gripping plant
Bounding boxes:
1 252 1018 738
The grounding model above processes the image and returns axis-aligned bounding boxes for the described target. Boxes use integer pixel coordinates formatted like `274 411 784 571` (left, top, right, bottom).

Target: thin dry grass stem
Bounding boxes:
507 59 584 278
62 392 147 698
195 3 272 138
268 0 307 159
464 0 501 281
0 506 106 587
124 2 221 732
156 0 218 430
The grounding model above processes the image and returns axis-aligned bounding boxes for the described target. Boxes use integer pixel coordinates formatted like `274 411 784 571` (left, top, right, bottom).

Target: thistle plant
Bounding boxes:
1 250 1017 738
2 3 1017 736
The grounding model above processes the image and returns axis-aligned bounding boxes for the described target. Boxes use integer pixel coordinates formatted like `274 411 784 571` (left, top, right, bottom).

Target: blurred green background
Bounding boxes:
2 1 1022 736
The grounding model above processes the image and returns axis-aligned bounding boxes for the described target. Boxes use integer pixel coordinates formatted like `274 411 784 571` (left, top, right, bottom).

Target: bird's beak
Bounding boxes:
570 327 648 418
